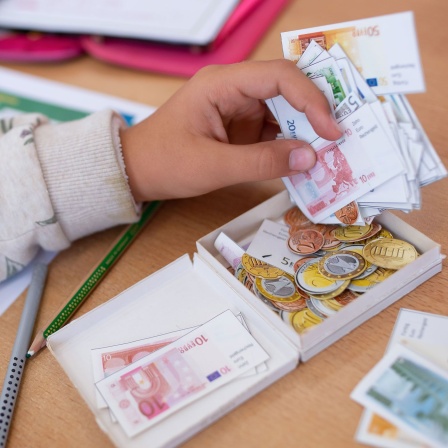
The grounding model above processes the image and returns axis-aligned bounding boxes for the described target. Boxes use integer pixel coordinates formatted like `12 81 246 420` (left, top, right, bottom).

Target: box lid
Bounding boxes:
47 253 298 448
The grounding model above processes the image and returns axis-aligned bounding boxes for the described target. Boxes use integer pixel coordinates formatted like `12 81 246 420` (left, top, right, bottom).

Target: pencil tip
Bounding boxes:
26 351 34 358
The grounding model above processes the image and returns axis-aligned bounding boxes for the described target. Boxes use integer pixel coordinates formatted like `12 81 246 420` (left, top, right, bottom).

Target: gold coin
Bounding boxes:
362 238 418 269
349 267 395 292
364 228 393 245
333 225 372 242
309 280 350 300
291 309 323 334
241 253 284 279
324 299 344 312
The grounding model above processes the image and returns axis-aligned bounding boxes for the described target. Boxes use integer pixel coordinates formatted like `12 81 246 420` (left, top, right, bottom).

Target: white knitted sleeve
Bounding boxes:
0 110 140 283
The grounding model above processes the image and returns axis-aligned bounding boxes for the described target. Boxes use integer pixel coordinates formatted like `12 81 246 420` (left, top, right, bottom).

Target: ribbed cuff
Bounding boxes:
34 110 140 241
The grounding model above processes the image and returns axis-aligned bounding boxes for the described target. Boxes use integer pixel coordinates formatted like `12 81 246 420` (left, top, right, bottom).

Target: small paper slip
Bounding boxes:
95 310 269 437
351 343 448 448
280 11 425 95
246 219 303 275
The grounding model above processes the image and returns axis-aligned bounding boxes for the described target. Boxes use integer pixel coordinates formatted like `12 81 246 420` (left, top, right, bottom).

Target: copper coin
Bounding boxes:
288 229 324 255
293 256 318 272
333 289 359 306
335 201 359 225
284 207 310 227
321 225 341 249
270 295 307 311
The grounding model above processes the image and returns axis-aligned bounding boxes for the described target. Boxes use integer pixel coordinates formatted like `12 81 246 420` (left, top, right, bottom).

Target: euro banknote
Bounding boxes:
267 14 447 224
95 310 269 437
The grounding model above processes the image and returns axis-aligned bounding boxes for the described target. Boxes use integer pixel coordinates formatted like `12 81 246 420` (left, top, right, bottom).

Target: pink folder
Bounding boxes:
0 0 289 77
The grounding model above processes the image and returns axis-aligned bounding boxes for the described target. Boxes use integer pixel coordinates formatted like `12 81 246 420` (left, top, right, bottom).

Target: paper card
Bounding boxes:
351 343 448 448
96 310 270 437
356 309 448 447
281 11 425 95
245 219 304 275
356 409 428 448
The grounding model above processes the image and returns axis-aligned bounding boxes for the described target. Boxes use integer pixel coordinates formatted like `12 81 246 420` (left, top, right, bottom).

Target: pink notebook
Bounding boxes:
0 0 289 77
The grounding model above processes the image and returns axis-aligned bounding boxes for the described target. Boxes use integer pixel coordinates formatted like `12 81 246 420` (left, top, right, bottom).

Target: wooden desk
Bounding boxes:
1 1 447 447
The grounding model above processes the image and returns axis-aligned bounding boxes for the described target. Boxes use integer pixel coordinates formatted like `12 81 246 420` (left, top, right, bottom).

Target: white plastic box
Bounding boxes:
47 190 443 448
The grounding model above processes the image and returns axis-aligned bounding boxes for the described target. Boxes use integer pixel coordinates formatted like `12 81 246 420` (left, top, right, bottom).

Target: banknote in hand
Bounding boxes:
267 12 447 224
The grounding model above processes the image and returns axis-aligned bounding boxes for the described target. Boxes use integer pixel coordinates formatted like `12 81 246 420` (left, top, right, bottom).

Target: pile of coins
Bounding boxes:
233 207 419 335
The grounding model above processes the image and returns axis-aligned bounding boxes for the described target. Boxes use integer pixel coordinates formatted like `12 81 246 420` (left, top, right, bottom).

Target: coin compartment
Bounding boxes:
197 190 444 361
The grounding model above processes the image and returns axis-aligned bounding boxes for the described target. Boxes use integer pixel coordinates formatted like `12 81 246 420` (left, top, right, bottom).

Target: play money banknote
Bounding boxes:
95 310 269 437
91 314 263 409
92 327 193 409
356 309 448 448
351 343 448 448
281 11 425 95
282 103 404 223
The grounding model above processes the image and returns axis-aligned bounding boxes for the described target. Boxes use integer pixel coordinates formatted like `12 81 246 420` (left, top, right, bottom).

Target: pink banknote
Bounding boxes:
95 310 269 437
282 103 404 222
91 328 193 409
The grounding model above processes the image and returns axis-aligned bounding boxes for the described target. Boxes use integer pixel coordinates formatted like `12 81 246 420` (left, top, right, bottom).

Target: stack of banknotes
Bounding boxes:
267 11 447 225
352 309 448 448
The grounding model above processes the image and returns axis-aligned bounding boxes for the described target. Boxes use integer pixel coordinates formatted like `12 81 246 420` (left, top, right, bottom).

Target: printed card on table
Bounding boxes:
351 343 448 448
95 310 269 437
356 309 448 447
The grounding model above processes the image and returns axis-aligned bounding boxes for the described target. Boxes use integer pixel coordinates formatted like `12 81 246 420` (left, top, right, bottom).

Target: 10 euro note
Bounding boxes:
92 327 193 409
95 310 270 437
282 103 404 223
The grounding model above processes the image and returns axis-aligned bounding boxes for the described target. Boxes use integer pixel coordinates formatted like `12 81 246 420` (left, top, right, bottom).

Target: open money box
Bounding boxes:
46 189 443 448
46 11 446 448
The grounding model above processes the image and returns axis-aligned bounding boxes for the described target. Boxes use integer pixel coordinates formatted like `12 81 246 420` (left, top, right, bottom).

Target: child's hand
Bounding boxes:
120 59 342 202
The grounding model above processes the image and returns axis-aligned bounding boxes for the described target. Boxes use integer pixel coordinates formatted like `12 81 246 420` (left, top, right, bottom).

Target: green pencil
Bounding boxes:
26 201 162 358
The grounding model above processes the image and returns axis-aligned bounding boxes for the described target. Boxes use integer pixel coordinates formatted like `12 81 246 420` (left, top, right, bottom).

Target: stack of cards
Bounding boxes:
352 309 448 448
267 11 447 224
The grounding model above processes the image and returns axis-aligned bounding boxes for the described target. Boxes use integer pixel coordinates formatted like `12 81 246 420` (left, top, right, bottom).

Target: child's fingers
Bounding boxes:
200 138 317 189
201 60 342 142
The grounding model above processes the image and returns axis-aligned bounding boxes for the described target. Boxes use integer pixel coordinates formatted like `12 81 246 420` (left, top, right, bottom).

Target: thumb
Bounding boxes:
213 139 317 186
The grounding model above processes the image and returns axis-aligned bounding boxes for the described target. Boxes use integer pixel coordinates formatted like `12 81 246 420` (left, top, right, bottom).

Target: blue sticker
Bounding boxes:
366 78 378 87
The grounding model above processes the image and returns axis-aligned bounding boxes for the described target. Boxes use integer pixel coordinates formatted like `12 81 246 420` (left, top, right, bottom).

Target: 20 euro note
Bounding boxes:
95 310 270 437
281 11 425 95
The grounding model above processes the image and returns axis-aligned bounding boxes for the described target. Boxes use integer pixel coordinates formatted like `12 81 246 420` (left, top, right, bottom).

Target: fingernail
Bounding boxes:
289 146 316 172
329 113 343 137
